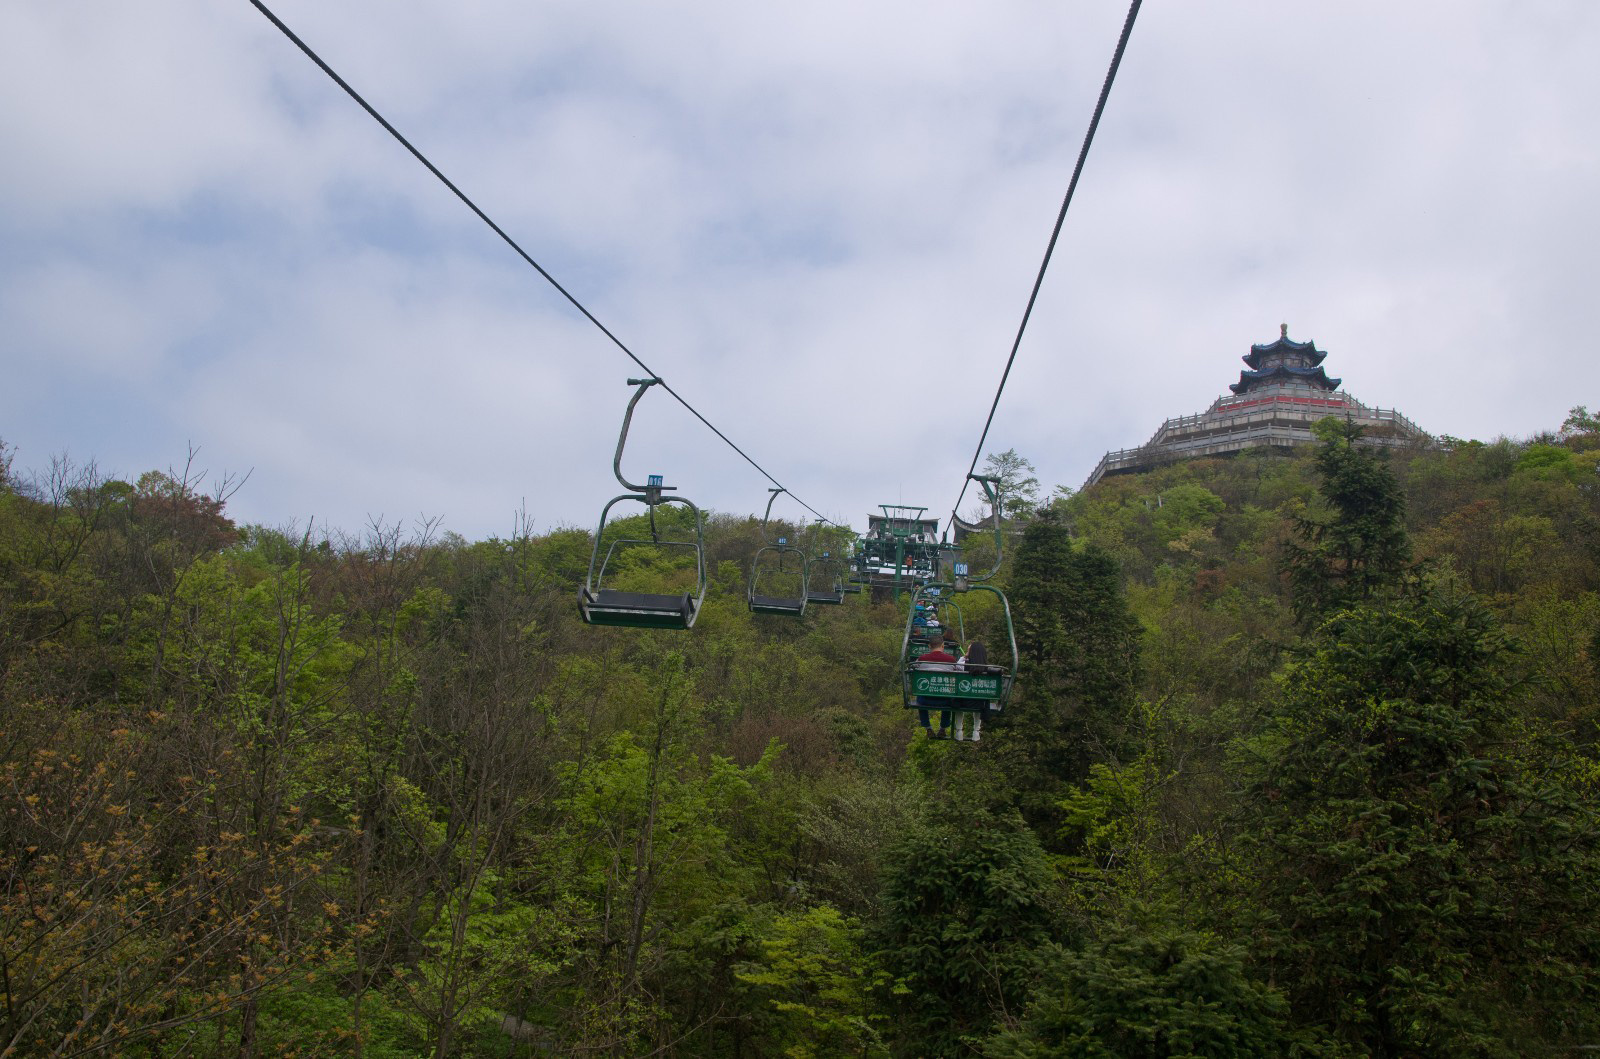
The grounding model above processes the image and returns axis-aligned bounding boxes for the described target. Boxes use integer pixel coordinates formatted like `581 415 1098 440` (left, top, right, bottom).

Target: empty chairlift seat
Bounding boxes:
747 490 809 618
580 586 699 629
579 378 708 631
805 550 847 606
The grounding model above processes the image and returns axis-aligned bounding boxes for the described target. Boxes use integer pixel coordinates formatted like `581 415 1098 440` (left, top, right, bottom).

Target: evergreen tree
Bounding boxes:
1241 587 1600 1056
1282 418 1412 625
999 510 1142 825
982 920 1293 1059
873 807 1059 1059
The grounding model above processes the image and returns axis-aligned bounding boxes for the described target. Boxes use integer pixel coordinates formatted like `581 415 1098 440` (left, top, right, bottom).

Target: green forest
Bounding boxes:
4 409 1600 1058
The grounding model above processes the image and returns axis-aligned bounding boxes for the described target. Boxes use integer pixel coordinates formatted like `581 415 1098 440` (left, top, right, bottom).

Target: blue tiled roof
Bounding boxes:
1230 363 1341 394
1243 335 1328 370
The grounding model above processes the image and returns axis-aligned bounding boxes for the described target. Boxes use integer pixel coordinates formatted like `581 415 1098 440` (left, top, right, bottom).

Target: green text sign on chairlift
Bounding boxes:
909 672 1004 700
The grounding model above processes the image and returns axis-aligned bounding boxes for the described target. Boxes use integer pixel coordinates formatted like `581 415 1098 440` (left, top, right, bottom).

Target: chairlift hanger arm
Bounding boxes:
954 473 1006 584
761 487 786 538
972 474 1002 509
613 377 673 495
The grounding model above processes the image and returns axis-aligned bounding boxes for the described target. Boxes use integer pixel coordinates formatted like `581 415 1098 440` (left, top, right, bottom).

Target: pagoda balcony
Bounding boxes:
1084 392 1427 486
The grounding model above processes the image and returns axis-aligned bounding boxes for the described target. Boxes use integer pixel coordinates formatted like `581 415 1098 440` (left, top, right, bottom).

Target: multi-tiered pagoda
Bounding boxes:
1084 326 1428 486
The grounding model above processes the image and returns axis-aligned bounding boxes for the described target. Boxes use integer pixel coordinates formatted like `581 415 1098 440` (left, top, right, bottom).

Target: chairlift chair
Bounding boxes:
901 584 1015 714
579 378 707 630
804 552 847 605
803 522 847 605
748 488 809 617
900 475 1018 717
908 590 965 657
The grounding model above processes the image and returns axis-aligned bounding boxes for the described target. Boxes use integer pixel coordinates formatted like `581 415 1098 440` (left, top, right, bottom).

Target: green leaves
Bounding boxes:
983 920 1293 1059
1282 418 1413 626
737 904 887 1059
874 807 1060 1058
1241 588 1600 1054
1002 511 1143 823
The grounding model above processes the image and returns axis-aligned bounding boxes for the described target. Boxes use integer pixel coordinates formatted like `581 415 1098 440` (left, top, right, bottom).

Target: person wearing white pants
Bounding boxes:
953 640 989 742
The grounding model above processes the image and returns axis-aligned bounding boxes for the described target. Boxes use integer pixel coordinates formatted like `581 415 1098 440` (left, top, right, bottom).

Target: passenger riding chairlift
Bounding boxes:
748 488 809 617
900 474 1018 718
804 519 847 606
908 591 966 661
579 378 707 630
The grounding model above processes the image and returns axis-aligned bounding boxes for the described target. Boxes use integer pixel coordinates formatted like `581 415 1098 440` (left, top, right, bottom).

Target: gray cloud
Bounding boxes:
3 0 1596 539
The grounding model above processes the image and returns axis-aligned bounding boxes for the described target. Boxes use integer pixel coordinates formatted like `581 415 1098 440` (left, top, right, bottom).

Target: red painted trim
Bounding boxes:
1218 395 1349 414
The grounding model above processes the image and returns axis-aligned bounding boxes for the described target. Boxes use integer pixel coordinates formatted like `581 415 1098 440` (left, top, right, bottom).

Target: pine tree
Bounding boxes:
983 920 1293 1059
1282 418 1412 625
1241 587 1600 1056
872 806 1059 1059
999 510 1142 825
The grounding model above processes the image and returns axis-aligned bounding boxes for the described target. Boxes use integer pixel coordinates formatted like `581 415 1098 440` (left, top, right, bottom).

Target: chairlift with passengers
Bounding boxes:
900 475 1018 720
908 591 966 660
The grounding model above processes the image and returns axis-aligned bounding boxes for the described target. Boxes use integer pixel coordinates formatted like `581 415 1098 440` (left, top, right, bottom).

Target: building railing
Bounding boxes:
1084 392 1429 487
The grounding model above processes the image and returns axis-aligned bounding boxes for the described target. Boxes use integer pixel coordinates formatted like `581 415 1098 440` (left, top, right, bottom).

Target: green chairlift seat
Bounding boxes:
899 475 1018 718
900 583 1016 714
580 590 696 628
750 593 805 615
905 659 1011 709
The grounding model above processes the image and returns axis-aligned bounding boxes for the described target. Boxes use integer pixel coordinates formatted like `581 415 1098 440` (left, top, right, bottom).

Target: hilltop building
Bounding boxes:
1084 326 1428 487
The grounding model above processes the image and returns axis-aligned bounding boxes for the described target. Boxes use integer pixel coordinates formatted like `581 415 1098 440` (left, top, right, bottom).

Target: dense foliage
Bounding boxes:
2 409 1598 1057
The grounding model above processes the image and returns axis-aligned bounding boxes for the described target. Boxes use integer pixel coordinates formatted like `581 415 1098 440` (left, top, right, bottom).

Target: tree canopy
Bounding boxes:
3 410 1598 1056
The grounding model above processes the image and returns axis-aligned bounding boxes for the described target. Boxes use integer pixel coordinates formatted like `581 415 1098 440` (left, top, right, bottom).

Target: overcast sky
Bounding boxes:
4 1 1597 540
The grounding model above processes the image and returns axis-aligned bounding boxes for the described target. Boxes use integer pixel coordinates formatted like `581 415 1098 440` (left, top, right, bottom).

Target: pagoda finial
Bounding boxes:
1280 322 1288 339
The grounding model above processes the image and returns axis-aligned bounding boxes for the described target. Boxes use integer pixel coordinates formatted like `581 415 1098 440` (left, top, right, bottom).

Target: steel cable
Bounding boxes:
246 0 831 523
945 0 1142 535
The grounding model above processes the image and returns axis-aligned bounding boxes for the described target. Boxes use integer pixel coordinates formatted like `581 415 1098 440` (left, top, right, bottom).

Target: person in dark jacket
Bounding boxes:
912 626 958 737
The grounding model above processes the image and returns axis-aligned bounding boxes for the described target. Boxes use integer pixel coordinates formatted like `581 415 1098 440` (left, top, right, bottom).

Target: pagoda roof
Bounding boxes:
1243 333 1328 370
1230 362 1341 394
